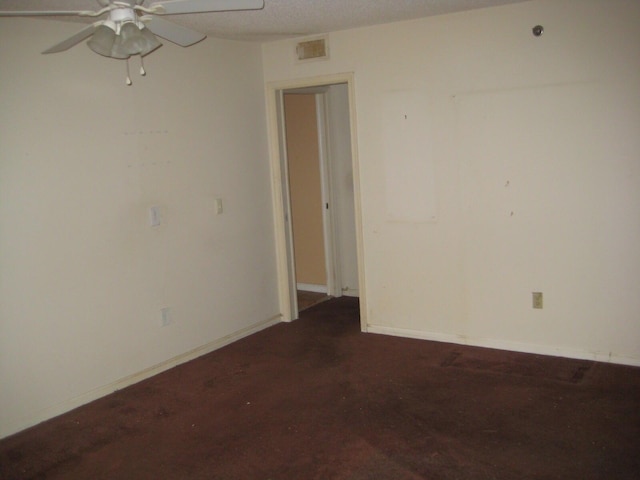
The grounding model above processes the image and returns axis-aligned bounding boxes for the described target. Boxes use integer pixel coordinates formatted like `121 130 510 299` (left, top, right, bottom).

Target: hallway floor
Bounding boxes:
296 289 331 311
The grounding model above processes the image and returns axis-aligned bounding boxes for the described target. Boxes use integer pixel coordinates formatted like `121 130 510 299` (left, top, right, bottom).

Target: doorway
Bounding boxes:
282 91 331 311
266 74 367 328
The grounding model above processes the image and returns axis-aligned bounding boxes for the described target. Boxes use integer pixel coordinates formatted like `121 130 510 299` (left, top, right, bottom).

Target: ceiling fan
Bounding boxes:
0 0 265 83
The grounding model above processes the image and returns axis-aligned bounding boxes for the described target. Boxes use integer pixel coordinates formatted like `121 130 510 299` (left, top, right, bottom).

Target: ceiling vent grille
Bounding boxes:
296 36 328 62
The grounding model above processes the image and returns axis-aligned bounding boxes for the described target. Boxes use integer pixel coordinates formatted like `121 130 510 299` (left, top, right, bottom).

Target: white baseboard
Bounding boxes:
297 283 327 294
2 314 282 440
366 324 640 367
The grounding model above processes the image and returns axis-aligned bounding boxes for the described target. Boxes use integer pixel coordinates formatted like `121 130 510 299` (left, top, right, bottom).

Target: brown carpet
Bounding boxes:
1 297 639 479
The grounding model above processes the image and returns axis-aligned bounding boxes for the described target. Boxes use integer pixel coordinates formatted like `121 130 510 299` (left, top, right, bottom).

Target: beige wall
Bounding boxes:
263 0 640 365
0 18 278 438
283 94 327 286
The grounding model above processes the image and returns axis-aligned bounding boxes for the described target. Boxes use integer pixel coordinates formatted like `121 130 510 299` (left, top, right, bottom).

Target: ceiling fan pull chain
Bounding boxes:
140 56 146 77
125 58 132 86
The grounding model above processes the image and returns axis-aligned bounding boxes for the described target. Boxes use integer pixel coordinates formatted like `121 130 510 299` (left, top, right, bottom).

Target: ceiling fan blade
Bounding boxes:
144 17 206 47
42 23 101 54
149 0 264 15
0 10 91 17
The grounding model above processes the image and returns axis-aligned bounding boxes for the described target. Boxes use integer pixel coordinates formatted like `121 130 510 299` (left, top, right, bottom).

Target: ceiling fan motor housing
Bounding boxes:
108 7 138 31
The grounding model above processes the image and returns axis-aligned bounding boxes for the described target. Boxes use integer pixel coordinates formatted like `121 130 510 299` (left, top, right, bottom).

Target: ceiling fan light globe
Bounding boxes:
119 22 145 55
120 22 161 57
87 25 116 57
139 27 162 56
110 35 131 59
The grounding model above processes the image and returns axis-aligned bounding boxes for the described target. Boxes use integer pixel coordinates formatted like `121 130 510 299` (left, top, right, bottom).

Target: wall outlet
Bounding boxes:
532 292 543 309
161 307 172 326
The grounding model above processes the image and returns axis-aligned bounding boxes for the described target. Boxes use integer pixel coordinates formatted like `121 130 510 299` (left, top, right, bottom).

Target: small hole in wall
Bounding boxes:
532 25 544 37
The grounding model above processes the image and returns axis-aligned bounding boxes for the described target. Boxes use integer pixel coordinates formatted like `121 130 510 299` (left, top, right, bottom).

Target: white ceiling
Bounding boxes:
0 0 531 41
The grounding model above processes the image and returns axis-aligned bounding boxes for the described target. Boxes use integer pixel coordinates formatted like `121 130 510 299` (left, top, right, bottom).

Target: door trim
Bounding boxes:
314 92 337 297
265 73 368 331
275 89 298 318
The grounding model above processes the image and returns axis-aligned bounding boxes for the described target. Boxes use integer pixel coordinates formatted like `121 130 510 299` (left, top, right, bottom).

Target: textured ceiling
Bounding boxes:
0 0 531 41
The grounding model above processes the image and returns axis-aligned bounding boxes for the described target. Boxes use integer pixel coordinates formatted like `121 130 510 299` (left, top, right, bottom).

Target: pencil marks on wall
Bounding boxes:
381 90 437 223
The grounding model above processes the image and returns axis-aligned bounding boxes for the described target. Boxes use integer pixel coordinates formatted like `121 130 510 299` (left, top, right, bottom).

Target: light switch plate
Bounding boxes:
532 292 543 309
150 206 161 227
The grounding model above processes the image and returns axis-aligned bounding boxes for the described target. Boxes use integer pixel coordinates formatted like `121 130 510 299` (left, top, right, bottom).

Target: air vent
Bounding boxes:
296 36 328 62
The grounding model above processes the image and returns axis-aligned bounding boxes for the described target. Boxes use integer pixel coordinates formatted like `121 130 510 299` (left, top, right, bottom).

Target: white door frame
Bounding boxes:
265 73 368 330
314 91 338 298
275 89 299 317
